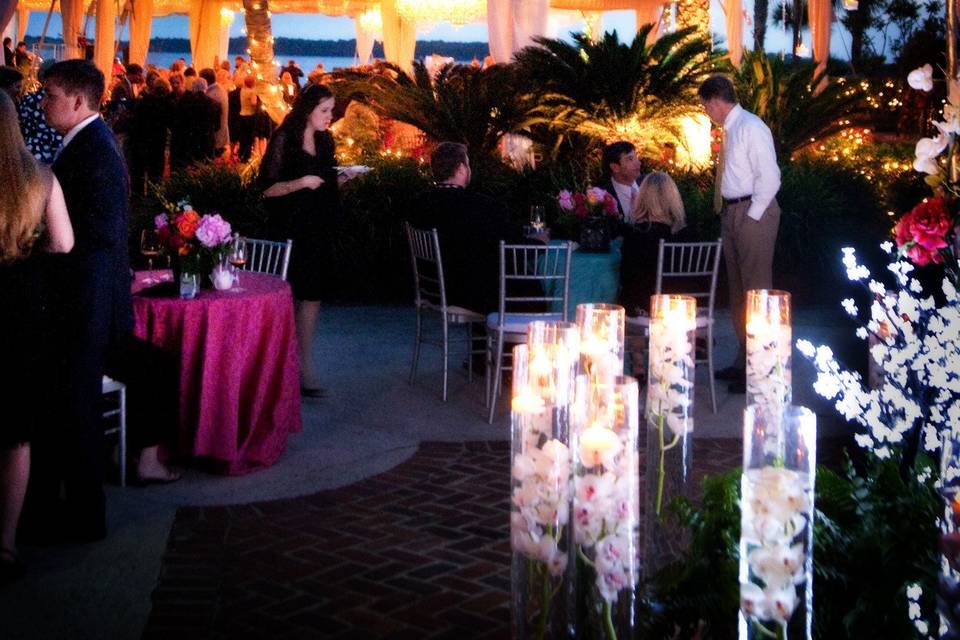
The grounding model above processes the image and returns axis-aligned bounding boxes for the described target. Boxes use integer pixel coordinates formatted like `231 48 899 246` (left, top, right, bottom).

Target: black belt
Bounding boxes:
723 195 752 206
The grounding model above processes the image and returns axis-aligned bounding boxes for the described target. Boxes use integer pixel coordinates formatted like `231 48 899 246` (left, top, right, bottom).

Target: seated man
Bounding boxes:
597 140 644 224
410 141 527 315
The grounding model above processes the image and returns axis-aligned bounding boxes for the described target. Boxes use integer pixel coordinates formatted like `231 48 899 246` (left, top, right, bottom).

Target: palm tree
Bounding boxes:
512 26 725 160
754 0 769 51
733 51 870 158
329 61 534 160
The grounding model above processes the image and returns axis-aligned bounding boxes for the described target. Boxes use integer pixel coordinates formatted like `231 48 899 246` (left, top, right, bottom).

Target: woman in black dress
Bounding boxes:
259 84 341 398
0 91 73 582
618 171 692 316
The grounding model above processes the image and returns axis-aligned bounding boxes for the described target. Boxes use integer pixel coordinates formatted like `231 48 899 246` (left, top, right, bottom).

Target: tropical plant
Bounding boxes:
513 27 724 160
148 158 268 238
329 61 535 160
644 456 938 639
733 51 870 159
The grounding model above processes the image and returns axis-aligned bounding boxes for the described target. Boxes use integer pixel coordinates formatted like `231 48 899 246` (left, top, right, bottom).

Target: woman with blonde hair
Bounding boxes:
619 171 693 315
0 90 73 583
627 171 687 232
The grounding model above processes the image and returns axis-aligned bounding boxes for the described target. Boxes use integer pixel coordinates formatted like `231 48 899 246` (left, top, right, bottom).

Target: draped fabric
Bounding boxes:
60 0 85 59
354 15 375 64
487 0 548 64
723 0 742 67
486 0 511 63
380 0 415 72
807 0 830 77
129 0 154 65
635 4 660 43
16 5 26 43
219 8 232 64
93 0 115 79
0 0 16 41
550 0 645 8
189 0 222 70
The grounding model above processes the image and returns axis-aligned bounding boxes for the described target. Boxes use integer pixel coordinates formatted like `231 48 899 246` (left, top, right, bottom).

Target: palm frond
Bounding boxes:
513 28 726 155
734 51 870 158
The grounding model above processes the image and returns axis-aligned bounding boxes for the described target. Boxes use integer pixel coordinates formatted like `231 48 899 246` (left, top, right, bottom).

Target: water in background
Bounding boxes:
147 52 359 71
145 52 470 72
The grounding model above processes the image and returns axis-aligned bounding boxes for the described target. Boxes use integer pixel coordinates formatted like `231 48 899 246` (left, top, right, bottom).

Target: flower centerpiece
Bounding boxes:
154 198 234 282
556 187 620 253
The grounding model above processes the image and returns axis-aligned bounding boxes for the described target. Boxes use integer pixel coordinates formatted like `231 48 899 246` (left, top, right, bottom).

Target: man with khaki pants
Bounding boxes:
698 75 781 394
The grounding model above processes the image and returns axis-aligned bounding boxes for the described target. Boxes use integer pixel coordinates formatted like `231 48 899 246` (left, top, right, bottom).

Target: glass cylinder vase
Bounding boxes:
745 290 792 413
572 374 641 640
511 343 577 640
739 405 816 640
644 294 696 575
575 304 625 385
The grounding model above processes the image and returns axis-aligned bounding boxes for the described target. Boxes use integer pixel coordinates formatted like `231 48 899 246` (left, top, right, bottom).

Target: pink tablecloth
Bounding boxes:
132 270 302 474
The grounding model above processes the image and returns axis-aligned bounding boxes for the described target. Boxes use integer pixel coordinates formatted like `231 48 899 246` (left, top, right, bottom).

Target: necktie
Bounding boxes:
713 129 725 214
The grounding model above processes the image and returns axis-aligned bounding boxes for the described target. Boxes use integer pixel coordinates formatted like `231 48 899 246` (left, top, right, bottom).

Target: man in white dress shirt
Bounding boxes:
599 141 644 222
698 75 781 393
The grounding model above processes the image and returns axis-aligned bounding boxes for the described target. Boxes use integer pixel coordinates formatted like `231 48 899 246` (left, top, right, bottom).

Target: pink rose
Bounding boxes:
558 189 575 211
154 214 169 230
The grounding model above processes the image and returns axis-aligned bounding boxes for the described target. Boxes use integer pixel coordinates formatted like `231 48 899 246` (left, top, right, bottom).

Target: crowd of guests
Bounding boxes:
0 58 780 590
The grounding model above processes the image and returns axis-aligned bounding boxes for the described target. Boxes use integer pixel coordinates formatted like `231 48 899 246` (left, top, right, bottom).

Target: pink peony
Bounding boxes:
557 189 575 211
154 214 169 230
194 214 233 248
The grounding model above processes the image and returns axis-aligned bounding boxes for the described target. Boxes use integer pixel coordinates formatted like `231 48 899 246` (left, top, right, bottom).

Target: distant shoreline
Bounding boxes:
25 36 490 60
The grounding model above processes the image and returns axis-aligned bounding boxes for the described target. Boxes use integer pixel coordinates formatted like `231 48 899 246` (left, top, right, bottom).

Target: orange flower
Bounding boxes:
176 210 200 239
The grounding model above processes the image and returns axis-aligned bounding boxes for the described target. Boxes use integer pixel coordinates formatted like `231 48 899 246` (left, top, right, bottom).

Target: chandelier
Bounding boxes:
394 0 486 26
357 7 383 37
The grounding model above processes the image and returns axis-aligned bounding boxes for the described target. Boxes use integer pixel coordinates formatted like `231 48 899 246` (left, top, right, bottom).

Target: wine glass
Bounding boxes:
229 235 246 292
140 229 162 284
529 205 546 232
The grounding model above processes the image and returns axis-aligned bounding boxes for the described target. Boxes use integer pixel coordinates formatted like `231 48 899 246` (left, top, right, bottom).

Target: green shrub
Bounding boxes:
647 456 938 639
332 155 432 302
146 159 269 238
775 159 890 302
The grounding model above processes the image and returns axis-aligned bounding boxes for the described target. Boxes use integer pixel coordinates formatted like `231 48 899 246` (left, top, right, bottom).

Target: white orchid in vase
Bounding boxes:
646 296 696 517
573 379 640 640
510 344 576 640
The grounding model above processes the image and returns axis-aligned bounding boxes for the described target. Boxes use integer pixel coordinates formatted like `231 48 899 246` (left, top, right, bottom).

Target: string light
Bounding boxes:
394 0 485 26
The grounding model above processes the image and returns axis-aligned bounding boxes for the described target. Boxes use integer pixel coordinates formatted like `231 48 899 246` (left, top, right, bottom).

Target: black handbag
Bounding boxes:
579 215 612 253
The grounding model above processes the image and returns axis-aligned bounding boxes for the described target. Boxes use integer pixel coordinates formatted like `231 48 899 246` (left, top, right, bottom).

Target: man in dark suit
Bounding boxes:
37 60 132 541
410 142 524 315
597 140 644 223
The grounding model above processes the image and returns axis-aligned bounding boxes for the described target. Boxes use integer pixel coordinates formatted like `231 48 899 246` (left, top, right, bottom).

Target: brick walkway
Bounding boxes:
143 438 841 639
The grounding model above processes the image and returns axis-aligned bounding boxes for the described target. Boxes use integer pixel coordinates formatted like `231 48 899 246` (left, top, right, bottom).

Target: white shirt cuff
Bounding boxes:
746 202 765 221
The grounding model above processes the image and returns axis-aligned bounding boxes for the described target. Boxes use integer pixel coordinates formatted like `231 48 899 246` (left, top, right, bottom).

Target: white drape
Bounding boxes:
723 0 742 67
93 0 115 79
807 0 830 77
129 0 154 66
354 16 375 64
634 4 660 43
219 8 233 66
189 0 222 70
15 5 26 44
380 0 415 72
486 0 549 64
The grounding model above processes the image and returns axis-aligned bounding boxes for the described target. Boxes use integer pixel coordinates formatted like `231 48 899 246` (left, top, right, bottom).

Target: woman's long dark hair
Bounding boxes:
279 83 334 158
